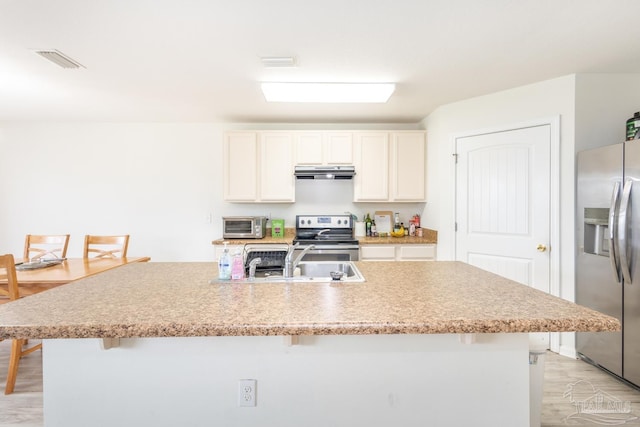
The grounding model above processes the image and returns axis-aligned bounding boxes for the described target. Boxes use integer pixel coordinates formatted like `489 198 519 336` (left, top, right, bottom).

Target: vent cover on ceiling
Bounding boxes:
34 49 84 69
260 56 297 68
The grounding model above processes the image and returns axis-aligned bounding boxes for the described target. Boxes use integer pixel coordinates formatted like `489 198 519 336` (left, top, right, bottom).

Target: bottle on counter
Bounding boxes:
365 213 372 237
371 219 377 237
402 222 409 236
393 212 401 233
231 248 245 280
627 112 640 141
409 222 416 236
412 214 421 228
218 242 232 280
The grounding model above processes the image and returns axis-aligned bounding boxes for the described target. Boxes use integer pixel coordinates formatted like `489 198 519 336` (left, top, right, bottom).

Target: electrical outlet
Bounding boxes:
238 379 256 407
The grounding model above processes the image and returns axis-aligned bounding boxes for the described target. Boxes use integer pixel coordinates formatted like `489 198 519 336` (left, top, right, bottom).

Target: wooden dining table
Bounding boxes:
8 257 151 295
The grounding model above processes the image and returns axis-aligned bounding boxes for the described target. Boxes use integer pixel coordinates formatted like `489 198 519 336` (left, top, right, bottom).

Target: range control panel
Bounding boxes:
296 215 353 229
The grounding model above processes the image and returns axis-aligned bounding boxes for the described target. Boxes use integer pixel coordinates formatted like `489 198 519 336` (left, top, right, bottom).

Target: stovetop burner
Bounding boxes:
294 214 358 245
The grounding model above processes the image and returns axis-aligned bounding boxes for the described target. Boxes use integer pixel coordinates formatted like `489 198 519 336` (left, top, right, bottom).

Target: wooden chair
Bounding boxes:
0 254 42 394
83 235 129 259
23 234 70 261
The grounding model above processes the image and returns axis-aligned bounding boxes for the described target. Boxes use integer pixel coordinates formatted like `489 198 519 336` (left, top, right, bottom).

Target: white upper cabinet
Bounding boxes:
295 131 353 165
392 132 426 201
259 132 295 202
324 132 353 164
295 132 323 165
353 131 426 202
224 132 295 203
223 132 258 201
224 130 424 204
353 132 390 201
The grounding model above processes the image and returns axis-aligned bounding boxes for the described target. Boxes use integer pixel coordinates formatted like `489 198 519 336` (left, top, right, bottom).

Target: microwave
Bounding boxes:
222 216 268 239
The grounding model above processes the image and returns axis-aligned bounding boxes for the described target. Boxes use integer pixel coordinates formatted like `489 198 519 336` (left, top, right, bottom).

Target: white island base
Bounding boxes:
43 333 530 427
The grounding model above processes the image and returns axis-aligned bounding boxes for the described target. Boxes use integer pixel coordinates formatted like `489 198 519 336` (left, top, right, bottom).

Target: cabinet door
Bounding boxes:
325 132 353 164
398 245 436 261
353 132 389 201
260 132 295 202
224 132 257 201
392 132 426 201
360 245 396 261
295 132 324 165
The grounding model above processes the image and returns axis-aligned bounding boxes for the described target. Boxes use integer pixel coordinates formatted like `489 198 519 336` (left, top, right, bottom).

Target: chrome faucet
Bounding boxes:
283 243 315 277
248 258 262 280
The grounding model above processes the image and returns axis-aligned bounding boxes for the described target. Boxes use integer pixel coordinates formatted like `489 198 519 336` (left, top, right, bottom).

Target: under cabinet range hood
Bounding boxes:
294 165 356 180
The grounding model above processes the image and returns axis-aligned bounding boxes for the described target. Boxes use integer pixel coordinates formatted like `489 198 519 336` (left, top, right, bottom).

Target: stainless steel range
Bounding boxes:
293 214 360 261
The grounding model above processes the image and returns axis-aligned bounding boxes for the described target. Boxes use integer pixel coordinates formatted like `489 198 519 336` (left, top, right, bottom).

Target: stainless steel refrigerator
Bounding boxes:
577 141 640 386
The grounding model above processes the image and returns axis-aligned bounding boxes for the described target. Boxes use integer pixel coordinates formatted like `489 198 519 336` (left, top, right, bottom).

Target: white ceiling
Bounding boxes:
1 0 640 123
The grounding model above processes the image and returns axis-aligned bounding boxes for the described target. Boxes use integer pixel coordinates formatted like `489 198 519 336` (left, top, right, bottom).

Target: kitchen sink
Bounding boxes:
237 261 365 283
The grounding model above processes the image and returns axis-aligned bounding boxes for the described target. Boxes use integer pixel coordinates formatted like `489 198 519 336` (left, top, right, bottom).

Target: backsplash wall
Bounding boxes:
221 179 425 230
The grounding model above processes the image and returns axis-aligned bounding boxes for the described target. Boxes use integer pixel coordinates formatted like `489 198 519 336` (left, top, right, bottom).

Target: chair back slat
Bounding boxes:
83 235 129 259
24 234 70 261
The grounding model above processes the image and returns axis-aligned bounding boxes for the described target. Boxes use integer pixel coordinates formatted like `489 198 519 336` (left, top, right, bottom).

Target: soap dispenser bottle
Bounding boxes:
218 242 232 280
231 248 245 280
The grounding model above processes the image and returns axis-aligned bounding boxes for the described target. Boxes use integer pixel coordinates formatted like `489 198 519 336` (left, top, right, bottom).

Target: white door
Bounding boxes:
456 125 552 350
455 125 551 292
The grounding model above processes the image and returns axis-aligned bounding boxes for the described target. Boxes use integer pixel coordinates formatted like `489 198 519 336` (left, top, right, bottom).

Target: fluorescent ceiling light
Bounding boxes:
261 82 395 103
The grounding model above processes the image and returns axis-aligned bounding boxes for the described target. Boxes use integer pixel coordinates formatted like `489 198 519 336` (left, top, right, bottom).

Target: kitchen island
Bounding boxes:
0 261 618 427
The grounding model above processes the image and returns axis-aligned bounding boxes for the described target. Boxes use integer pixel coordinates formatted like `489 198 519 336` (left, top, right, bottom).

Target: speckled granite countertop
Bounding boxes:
212 228 438 245
212 228 295 245
0 261 619 339
358 228 437 245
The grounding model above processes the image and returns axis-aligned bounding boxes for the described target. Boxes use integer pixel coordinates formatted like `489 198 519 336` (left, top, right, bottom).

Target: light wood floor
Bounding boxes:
2 339 640 426
0 340 43 427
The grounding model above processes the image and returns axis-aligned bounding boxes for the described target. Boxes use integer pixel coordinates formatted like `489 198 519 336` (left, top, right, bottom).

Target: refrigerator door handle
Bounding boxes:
619 178 633 284
609 181 622 283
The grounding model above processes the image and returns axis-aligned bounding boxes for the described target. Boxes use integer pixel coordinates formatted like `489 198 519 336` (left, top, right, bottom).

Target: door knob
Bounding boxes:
537 244 547 252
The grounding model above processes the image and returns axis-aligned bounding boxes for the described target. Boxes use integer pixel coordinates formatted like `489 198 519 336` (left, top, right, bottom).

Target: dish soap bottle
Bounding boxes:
231 248 245 280
218 242 232 280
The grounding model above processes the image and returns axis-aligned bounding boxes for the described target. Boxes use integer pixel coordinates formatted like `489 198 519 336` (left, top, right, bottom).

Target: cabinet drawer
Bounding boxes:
360 245 396 260
398 245 436 260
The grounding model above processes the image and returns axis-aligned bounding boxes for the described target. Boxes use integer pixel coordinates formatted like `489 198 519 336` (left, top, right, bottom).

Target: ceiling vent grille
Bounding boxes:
260 56 297 68
34 50 84 69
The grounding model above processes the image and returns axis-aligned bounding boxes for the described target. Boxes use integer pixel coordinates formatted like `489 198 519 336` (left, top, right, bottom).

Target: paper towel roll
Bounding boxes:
355 221 366 237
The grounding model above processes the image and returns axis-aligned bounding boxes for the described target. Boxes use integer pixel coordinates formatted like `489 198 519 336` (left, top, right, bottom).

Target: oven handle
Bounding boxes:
293 247 360 261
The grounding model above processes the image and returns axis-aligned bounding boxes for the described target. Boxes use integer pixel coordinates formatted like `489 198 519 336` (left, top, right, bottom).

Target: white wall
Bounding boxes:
0 123 424 261
0 123 224 261
575 73 640 151
422 75 576 274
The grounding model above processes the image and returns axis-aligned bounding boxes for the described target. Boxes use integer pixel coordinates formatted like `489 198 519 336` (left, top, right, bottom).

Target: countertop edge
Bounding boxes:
0 318 619 340
212 228 438 246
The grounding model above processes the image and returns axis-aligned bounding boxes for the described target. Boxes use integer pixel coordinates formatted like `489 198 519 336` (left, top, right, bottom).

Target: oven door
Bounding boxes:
294 246 360 261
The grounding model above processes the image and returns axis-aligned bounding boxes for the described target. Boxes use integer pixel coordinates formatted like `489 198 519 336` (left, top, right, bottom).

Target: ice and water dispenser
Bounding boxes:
583 207 610 257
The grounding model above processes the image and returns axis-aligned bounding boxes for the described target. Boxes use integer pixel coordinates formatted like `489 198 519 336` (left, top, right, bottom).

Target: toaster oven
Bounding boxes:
222 216 268 239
